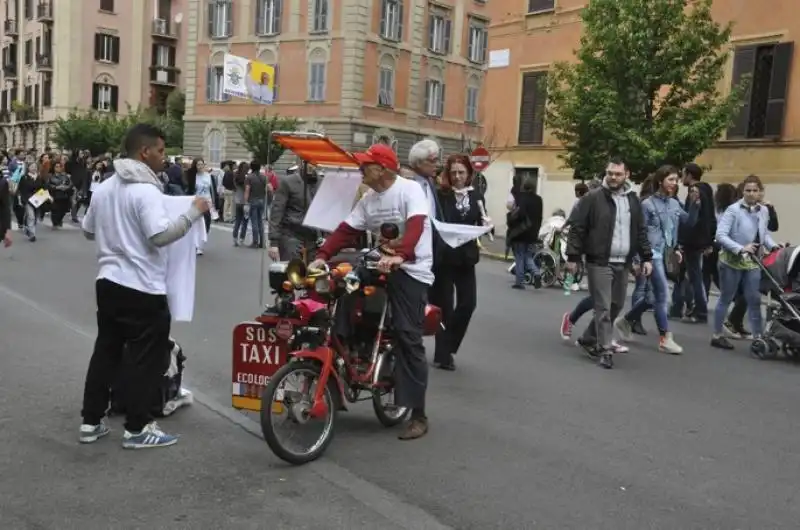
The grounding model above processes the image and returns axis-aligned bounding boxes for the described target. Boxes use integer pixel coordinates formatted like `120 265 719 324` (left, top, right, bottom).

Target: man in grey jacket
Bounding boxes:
267 163 319 261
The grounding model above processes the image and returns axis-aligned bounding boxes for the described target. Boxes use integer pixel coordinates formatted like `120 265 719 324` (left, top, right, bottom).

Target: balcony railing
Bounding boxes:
14 107 38 122
150 66 179 86
3 64 17 78
3 19 17 36
152 18 178 39
36 53 52 70
36 2 53 22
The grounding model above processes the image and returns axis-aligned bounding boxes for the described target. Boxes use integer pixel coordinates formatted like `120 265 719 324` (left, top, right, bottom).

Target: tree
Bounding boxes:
235 113 300 165
51 110 110 155
545 0 744 181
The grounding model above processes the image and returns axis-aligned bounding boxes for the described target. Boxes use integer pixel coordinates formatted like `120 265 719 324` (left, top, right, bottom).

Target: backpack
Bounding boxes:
108 338 192 418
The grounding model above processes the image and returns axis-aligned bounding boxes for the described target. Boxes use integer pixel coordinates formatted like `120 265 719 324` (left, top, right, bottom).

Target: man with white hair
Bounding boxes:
407 139 443 222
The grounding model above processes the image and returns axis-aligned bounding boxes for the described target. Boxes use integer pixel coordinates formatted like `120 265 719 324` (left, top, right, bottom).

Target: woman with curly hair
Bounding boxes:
431 154 486 371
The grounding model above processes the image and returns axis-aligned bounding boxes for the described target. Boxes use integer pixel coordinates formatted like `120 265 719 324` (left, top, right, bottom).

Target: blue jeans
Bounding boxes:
714 262 762 335
671 251 707 317
511 242 539 285
249 200 265 247
632 274 651 307
626 259 670 334
569 295 594 324
233 204 249 241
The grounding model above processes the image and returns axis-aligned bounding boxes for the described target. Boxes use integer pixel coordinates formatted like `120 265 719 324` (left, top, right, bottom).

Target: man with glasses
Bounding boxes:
566 157 653 369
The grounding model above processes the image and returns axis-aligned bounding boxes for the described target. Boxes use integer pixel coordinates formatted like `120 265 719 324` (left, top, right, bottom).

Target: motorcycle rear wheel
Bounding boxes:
260 361 338 465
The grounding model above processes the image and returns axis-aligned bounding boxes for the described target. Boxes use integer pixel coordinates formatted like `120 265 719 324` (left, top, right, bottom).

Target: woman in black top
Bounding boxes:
432 154 486 371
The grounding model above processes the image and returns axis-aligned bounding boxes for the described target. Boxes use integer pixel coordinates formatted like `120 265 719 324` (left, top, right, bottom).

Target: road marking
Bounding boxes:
0 280 452 530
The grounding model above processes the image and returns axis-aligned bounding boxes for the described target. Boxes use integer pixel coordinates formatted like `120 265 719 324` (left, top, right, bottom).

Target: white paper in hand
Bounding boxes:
433 220 492 249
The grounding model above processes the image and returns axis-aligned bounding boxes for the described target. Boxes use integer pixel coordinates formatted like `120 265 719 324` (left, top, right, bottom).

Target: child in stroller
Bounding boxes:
751 245 800 359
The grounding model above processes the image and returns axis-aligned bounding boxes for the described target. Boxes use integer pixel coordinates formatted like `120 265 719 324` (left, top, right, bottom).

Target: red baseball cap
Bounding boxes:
352 144 399 172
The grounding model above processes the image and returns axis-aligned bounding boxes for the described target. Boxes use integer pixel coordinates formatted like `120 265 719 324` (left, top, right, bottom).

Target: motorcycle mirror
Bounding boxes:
380 222 400 241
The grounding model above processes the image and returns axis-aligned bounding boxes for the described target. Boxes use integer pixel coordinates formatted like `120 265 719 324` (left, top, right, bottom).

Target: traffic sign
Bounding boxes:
470 146 491 172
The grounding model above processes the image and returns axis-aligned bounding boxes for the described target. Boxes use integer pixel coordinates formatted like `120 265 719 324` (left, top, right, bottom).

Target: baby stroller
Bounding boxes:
751 246 800 360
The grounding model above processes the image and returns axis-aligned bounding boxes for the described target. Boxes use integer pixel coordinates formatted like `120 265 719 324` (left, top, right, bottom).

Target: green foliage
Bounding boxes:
545 0 744 181
51 93 187 155
235 113 300 165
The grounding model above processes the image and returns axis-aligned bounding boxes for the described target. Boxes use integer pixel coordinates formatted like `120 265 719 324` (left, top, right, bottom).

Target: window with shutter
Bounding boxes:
467 18 488 63
527 0 555 13
466 86 479 123
210 0 233 38
424 79 444 118
727 42 794 140
312 0 328 33
24 39 31 65
100 0 115 12
111 36 120 63
428 7 451 55
256 0 281 35
308 62 326 101
518 71 547 145
380 0 403 41
378 66 394 107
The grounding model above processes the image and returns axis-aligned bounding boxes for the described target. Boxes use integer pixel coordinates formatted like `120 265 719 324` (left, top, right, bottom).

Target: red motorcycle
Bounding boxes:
259 225 441 465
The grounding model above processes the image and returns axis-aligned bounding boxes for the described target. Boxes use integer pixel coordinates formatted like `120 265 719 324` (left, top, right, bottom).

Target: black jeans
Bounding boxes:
387 271 429 411
202 210 211 233
51 197 70 226
433 265 477 363
81 279 172 432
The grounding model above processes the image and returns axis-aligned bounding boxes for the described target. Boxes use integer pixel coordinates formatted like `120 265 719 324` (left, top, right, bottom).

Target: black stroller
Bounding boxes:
751 246 800 359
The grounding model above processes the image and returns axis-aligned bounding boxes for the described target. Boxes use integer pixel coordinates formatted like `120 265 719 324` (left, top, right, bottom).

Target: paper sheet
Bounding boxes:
302 170 363 232
163 196 204 322
433 220 492 249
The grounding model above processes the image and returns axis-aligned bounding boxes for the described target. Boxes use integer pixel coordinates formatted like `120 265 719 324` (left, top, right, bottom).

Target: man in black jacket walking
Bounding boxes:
566 157 653 369
672 163 715 323
0 174 11 248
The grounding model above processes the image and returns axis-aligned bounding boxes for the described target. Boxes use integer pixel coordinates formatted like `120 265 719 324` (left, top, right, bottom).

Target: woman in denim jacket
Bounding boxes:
614 165 699 354
711 175 780 350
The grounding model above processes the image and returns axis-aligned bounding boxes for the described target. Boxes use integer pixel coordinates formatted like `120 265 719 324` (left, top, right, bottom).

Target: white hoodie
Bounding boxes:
82 159 200 295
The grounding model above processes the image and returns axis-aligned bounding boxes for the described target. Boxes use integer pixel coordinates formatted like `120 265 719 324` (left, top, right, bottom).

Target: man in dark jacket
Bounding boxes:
267 162 319 261
672 162 715 323
68 150 90 222
0 174 11 248
566 157 653 369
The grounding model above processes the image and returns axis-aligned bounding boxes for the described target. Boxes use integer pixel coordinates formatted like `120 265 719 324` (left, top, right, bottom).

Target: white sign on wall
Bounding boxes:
489 49 510 68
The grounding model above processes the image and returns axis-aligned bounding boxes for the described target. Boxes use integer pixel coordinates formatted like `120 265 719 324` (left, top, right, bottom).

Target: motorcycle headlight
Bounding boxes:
314 277 331 294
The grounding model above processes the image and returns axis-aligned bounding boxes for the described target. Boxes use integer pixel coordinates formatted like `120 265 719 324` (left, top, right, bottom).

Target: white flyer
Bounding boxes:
302 170 363 232
433 220 492 249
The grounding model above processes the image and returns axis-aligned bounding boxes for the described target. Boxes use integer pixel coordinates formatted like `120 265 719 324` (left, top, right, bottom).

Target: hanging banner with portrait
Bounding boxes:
222 53 276 105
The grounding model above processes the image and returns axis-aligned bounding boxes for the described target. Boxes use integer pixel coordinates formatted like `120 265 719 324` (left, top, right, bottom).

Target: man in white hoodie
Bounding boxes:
79 123 209 449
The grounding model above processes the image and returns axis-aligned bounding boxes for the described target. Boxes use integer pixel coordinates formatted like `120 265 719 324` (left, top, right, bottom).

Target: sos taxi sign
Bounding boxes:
231 320 292 411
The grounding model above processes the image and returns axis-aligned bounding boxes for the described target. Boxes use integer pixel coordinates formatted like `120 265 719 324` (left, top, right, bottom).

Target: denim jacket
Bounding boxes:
716 199 777 254
641 193 699 258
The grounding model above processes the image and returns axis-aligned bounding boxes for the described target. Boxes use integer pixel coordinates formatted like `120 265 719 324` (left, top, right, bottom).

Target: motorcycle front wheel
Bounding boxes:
260 361 338 465
371 351 410 427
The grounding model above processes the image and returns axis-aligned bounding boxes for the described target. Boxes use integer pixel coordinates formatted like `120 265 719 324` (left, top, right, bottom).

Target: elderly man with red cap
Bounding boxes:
309 143 433 440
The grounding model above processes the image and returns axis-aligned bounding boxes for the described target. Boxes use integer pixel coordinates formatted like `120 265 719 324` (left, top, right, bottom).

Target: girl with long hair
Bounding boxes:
232 161 250 246
614 165 700 354
431 155 485 371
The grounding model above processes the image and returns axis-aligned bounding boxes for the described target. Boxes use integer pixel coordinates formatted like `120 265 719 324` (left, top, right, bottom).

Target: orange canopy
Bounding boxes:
272 132 359 168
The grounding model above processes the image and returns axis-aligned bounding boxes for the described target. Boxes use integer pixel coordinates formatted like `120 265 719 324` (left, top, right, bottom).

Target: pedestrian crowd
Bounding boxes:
505 156 785 369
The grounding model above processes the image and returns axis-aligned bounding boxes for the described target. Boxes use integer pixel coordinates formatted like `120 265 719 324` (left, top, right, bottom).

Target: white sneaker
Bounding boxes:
614 317 634 342
658 332 683 354
609 340 629 354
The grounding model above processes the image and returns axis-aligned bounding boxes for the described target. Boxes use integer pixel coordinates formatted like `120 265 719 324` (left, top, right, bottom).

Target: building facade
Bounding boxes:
183 0 489 167
0 0 187 151
482 0 799 240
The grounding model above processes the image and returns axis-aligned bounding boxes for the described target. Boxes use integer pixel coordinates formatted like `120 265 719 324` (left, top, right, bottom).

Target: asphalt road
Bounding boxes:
2 220 800 529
